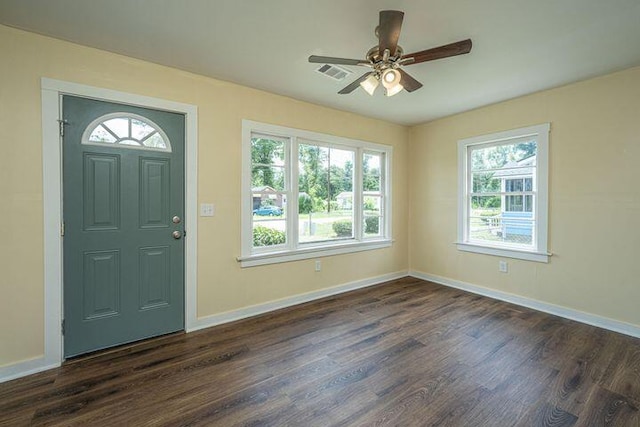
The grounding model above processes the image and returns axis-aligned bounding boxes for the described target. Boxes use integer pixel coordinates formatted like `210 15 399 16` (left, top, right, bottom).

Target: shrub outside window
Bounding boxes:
240 120 392 267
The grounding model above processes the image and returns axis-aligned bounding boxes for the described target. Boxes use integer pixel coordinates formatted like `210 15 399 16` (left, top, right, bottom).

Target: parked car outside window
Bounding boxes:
253 206 283 216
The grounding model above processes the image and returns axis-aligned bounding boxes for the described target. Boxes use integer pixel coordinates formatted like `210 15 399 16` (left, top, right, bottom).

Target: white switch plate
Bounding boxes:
499 260 508 273
315 260 321 272
200 203 215 217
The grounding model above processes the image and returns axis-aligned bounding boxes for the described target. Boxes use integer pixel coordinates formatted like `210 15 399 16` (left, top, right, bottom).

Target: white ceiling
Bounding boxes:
2 0 640 125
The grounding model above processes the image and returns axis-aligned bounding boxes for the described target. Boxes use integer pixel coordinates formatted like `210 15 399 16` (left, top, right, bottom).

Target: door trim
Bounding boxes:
42 78 198 366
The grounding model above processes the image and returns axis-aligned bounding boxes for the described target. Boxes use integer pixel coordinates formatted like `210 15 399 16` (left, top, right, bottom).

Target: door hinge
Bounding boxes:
61 319 65 336
61 222 65 237
58 119 69 137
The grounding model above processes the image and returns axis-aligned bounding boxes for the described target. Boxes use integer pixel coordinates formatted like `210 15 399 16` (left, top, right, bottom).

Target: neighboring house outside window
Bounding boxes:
504 177 533 213
252 186 284 210
457 123 550 262
240 120 393 267
495 156 535 243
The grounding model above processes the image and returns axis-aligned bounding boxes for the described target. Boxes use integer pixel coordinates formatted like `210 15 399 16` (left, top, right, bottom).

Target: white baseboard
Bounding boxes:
188 270 409 332
410 270 640 339
0 357 60 384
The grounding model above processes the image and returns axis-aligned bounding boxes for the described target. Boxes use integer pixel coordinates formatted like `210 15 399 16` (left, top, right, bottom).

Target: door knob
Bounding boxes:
172 230 182 239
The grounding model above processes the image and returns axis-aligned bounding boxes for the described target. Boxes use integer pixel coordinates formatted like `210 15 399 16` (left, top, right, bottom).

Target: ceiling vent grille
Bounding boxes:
315 64 352 81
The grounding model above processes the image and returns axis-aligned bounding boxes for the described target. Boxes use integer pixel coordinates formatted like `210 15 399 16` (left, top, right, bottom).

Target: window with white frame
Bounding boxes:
240 120 392 267
457 123 550 262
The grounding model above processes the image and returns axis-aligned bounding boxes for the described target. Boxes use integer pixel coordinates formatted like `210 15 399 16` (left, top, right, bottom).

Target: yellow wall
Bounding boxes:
409 65 640 328
0 25 409 367
3 21 640 371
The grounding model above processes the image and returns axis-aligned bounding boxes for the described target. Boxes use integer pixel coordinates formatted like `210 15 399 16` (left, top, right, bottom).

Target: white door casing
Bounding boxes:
34 78 199 375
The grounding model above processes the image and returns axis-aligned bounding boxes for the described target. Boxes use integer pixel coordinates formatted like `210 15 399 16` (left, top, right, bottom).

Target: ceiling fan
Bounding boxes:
309 10 472 97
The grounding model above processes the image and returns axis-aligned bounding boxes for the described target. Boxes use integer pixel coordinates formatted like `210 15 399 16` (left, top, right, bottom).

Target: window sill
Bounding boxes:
455 242 550 263
238 239 393 267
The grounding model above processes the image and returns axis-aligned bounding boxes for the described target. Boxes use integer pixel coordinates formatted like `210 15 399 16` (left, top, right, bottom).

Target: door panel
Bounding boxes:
63 95 185 358
140 158 170 228
83 153 120 230
82 250 121 319
139 246 171 310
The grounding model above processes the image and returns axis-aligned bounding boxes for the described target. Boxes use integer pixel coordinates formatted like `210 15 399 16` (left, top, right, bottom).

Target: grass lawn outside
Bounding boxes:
253 209 381 242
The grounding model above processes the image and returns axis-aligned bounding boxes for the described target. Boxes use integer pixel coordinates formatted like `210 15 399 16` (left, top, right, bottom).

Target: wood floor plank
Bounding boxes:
2 277 640 426
453 388 530 427
520 402 579 427
601 344 640 404
574 386 639 426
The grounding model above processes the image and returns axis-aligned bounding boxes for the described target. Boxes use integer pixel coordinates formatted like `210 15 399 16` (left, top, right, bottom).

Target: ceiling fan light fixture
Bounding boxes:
381 68 403 96
360 74 379 95
385 83 404 97
381 68 401 89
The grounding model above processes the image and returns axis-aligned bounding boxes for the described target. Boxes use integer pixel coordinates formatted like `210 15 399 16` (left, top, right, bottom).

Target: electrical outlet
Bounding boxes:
200 203 215 217
315 260 321 272
499 260 508 273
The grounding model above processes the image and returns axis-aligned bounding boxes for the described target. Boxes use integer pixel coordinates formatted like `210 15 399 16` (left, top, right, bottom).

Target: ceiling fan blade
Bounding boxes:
378 10 404 57
338 72 373 94
402 39 472 65
398 69 423 92
309 55 366 66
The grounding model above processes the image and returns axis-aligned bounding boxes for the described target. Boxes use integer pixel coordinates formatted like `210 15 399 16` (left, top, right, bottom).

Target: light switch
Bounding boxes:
200 203 215 217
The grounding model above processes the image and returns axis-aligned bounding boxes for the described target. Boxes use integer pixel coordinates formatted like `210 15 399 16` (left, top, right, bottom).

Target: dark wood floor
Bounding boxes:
1 278 639 426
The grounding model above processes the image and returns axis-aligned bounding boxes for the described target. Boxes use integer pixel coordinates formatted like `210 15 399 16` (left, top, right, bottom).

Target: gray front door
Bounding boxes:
63 95 185 358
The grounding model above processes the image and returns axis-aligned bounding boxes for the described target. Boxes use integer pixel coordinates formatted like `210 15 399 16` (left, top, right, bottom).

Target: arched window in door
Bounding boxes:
82 113 172 152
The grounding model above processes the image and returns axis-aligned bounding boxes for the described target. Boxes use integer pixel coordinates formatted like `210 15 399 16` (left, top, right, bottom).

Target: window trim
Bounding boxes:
240 120 392 267
456 123 550 263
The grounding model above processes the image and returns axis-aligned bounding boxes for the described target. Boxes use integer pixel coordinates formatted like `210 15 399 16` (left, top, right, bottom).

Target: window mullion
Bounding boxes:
289 137 298 251
469 191 536 197
354 148 363 241
379 152 386 238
